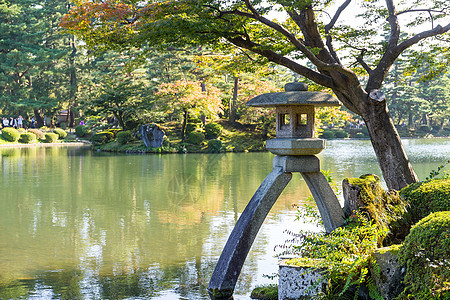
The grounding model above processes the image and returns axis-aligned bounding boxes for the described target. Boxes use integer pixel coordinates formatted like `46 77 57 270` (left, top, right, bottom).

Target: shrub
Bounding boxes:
75 125 89 137
400 178 450 224
28 129 44 139
90 131 114 144
19 132 36 144
59 122 67 130
53 128 67 139
398 212 450 299
185 123 198 135
205 123 223 139
43 132 58 143
107 128 122 138
117 130 133 145
206 139 223 153
320 130 335 139
355 132 365 138
334 130 348 138
188 131 205 145
418 125 431 133
1 127 20 142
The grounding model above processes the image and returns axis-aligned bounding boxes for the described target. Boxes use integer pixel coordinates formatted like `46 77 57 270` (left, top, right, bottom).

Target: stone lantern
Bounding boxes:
246 82 341 155
208 82 346 300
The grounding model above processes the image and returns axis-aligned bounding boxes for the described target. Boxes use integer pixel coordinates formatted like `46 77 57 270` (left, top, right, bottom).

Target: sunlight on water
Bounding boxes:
0 139 449 299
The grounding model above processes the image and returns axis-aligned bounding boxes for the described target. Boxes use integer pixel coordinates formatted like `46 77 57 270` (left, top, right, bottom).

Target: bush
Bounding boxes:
400 178 450 224
185 123 198 135
205 123 223 139
117 130 133 145
334 130 349 138
355 132 365 138
90 131 114 144
418 125 431 133
398 212 450 299
53 128 67 139
188 131 205 145
75 125 89 137
206 139 223 153
320 130 335 139
107 128 122 138
43 132 58 143
59 122 67 130
1 127 20 142
28 129 44 139
19 132 37 144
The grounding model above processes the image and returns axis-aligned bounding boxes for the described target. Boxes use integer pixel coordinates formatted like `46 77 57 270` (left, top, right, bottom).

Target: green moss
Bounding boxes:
346 174 379 186
207 287 233 299
398 211 450 299
284 257 326 268
400 178 450 224
250 285 278 300
374 244 401 256
344 174 408 245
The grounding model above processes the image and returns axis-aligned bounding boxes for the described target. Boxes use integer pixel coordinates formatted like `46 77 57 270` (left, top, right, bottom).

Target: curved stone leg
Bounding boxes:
208 167 292 299
301 172 345 233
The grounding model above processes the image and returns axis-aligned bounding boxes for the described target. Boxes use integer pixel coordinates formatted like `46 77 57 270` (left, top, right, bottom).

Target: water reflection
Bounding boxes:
0 139 449 299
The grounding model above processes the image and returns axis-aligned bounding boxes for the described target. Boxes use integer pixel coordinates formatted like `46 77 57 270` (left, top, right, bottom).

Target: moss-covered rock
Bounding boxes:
342 174 408 245
250 285 278 300
398 211 450 299
370 245 405 300
400 178 450 224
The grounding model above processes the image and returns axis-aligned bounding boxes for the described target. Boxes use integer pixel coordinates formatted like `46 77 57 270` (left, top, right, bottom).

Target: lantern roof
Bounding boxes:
246 91 342 107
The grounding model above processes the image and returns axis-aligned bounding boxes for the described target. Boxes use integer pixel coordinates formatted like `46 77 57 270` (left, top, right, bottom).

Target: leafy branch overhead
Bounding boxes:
61 0 449 190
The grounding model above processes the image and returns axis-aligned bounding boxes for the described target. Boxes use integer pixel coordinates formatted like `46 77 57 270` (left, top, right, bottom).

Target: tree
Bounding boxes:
61 0 450 190
155 80 222 141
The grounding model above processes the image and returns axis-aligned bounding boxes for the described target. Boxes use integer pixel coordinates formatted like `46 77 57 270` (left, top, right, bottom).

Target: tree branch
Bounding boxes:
356 49 373 74
227 36 335 89
396 23 450 53
325 0 352 32
385 0 401 50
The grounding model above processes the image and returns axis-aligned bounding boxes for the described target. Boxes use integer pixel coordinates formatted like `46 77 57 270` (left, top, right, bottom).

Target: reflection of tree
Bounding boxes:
0 147 314 299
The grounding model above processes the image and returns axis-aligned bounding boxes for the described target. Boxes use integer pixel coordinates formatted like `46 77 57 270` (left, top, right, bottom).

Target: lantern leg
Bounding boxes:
301 171 345 233
208 167 292 299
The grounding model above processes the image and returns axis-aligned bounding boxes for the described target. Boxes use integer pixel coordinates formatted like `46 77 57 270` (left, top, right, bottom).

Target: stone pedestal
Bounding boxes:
279 260 327 300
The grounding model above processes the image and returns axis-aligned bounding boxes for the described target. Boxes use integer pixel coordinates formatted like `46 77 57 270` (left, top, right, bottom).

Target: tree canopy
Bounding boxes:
61 0 450 190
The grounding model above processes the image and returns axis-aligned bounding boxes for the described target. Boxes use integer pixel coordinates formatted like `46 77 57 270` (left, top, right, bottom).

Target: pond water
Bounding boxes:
0 139 449 299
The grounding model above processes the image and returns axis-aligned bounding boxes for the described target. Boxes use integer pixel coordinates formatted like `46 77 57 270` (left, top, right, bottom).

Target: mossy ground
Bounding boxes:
250 284 278 300
93 120 269 153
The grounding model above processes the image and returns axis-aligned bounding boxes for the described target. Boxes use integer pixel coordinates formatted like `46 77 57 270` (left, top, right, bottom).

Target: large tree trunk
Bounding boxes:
362 100 418 190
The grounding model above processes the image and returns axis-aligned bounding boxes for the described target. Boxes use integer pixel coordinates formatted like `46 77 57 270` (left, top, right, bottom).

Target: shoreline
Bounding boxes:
0 142 91 148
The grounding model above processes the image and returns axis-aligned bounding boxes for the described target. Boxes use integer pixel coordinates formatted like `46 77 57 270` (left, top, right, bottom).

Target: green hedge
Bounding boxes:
117 130 132 145
1 127 20 142
185 123 198 135
205 123 223 139
19 132 37 144
53 128 67 139
320 130 335 139
28 129 44 139
90 131 114 144
75 125 89 137
400 178 450 224
188 131 205 145
398 211 450 299
206 139 223 153
43 133 58 143
107 128 122 138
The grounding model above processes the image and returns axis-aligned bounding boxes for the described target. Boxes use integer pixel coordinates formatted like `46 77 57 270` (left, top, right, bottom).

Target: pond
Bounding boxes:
0 139 449 299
